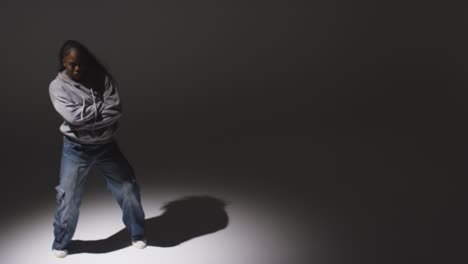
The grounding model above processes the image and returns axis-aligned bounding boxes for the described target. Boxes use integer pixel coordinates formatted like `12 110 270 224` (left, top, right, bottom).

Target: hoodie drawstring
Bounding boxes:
79 88 97 131
91 88 97 130
80 94 85 120
58 71 98 132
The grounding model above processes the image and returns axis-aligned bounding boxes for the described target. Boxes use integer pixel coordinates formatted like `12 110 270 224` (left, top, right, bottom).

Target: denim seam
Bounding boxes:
63 154 81 228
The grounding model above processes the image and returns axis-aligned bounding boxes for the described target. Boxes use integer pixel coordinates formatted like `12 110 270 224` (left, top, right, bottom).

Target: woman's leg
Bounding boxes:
52 138 93 250
94 141 146 241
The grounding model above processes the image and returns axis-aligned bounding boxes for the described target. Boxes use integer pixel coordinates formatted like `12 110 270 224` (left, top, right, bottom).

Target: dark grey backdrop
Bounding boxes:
1 1 466 263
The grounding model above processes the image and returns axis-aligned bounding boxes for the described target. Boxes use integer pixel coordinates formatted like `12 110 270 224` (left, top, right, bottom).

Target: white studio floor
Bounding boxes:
0 185 326 264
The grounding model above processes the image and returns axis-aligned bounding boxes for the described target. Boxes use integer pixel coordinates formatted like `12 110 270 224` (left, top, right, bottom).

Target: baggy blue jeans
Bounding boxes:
52 135 145 250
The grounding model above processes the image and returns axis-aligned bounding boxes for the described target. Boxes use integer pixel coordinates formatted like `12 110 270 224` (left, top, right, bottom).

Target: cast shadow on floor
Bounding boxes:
68 195 229 254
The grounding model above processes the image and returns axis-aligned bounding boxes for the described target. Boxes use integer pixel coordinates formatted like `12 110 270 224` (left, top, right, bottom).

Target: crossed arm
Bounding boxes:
49 76 123 131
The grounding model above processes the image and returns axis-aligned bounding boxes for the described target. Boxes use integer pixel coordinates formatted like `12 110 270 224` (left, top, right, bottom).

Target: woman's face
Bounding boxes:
62 48 89 82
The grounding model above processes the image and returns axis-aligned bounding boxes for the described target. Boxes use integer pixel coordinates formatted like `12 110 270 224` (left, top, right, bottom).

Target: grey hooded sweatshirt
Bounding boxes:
49 70 122 144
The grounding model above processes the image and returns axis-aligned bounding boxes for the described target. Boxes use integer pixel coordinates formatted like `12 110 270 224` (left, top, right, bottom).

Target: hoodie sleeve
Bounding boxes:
70 75 123 130
100 75 123 122
49 80 104 126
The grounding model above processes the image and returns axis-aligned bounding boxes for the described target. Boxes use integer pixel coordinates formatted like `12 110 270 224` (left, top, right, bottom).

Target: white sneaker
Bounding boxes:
132 238 147 249
53 249 68 258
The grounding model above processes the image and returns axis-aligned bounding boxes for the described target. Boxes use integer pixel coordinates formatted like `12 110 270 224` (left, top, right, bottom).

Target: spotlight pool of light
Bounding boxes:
0 185 329 264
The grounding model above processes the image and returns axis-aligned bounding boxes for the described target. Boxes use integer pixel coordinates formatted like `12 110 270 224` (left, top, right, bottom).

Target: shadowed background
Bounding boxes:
0 1 466 263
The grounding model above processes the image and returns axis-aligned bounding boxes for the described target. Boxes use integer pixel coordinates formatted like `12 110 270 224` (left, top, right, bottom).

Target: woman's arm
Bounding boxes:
68 75 123 130
49 81 104 126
